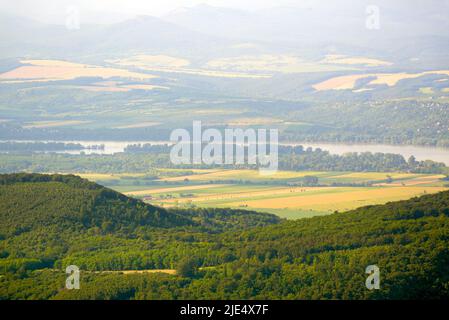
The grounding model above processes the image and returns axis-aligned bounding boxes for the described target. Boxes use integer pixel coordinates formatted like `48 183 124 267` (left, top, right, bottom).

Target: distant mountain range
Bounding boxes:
0 13 225 60
1 1 449 69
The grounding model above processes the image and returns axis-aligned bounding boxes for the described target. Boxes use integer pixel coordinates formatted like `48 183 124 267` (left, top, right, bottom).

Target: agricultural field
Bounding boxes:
0 59 156 83
23 120 92 129
313 70 449 91
79 169 449 219
108 54 270 78
205 54 350 74
321 54 392 67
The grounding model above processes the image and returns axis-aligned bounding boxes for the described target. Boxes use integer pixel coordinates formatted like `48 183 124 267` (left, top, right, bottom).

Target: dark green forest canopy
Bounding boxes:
0 174 448 300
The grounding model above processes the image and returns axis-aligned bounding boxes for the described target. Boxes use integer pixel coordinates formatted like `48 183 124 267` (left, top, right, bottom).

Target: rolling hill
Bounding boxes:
0 173 280 237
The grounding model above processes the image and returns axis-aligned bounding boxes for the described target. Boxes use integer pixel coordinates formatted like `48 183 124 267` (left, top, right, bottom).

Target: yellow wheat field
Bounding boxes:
313 70 449 91
322 55 392 67
23 120 91 128
0 60 156 82
109 55 270 79
223 187 447 211
160 186 330 204
159 170 327 182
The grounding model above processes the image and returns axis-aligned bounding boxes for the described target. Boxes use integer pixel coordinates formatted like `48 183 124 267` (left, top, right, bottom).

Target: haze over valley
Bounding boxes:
1 0 449 147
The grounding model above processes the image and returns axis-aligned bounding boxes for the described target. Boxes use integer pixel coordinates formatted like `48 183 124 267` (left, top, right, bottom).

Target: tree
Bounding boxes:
408 155 417 167
386 175 393 184
177 257 198 278
303 176 319 186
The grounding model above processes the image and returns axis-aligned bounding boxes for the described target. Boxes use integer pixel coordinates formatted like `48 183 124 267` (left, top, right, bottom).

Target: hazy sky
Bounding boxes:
4 0 442 26
1 0 308 18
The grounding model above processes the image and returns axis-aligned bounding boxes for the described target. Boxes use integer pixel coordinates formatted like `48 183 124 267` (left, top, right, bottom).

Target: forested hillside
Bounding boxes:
0 174 448 300
0 173 194 237
0 174 281 274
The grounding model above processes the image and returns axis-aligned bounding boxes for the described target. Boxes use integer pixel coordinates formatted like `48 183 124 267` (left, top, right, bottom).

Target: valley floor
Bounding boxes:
79 169 449 219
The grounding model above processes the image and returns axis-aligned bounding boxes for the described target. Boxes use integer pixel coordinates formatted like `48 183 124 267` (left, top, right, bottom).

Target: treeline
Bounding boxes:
0 142 85 152
0 173 102 188
277 146 447 174
0 153 169 174
0 123 172 142
123 144 448 174
124 144 171 154
0 144 447 174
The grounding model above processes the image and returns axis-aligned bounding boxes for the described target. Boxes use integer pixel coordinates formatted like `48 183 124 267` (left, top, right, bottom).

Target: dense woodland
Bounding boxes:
0 174 448 300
